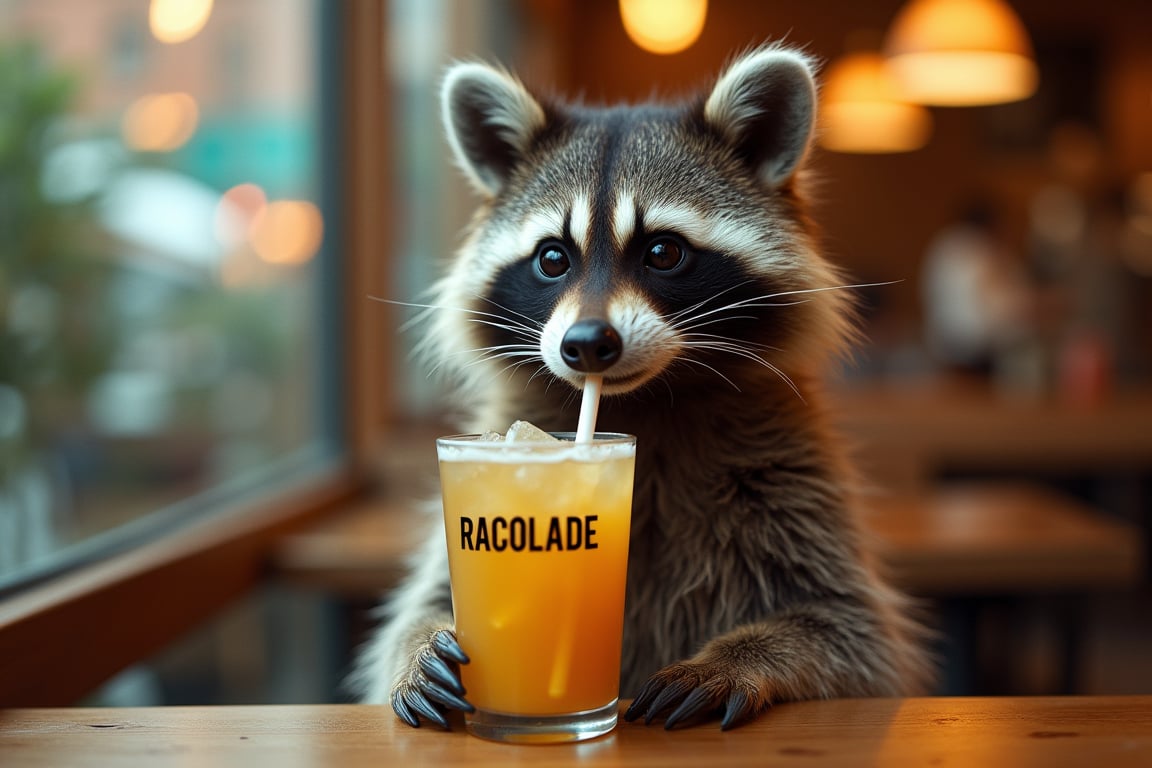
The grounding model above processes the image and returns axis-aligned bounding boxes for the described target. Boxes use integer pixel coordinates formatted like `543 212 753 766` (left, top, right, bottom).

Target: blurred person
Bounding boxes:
921 199 1032 377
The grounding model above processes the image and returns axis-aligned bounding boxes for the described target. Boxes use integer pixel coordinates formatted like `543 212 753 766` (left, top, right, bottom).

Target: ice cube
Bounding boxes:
504 420 558 443
478 430 504 442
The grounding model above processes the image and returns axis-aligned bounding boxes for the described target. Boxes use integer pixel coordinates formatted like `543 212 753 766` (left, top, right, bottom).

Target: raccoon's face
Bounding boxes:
435 47 850 398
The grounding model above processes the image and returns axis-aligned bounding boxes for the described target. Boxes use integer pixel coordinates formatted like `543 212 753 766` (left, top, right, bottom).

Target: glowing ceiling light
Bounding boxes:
121 92 200 152
249 201 324 265
619 0 707 55
885 0 1038 106
149 0 214 44
820 51 933 153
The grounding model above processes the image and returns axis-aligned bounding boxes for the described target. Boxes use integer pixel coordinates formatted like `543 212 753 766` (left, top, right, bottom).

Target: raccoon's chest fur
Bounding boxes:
621 403 807 692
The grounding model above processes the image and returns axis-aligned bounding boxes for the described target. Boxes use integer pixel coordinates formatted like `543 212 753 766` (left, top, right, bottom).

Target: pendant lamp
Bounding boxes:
820 50 933 153
619 0 707 55
885 0 1038 106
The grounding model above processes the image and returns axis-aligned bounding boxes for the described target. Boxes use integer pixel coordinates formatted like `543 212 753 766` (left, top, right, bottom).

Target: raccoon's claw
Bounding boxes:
391 689 421 728
624 662 767 731
720 690 756 731
662 686 715 730
624 666 694 724
420 678 474 713
431 630 470 665
390 628 474 729
403 687 451 729
419 650 465 695
623 678 663 722
641 678 695 725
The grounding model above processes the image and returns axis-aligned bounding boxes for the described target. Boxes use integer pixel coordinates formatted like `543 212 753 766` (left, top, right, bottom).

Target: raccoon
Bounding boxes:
351 44 934 730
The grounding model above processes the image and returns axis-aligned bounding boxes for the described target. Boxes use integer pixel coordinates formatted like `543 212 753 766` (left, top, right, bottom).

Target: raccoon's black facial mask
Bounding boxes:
437 46 852 397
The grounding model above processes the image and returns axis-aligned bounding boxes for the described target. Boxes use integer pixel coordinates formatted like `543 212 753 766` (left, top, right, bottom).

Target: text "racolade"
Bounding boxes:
459 515 599 552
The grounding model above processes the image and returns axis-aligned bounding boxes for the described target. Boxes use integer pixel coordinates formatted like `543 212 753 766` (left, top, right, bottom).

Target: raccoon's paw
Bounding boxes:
390 628 474 729
622 659 770 731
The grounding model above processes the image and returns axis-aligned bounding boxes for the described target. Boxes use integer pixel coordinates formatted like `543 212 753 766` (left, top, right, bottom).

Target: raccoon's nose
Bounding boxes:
560 319 622 373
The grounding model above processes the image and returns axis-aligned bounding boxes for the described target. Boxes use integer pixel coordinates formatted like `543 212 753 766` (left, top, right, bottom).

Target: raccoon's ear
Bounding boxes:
441 62 546 196
703 46 818 188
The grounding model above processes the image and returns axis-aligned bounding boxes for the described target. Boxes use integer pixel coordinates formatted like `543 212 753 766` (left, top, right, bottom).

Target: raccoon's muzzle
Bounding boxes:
560 318 623 374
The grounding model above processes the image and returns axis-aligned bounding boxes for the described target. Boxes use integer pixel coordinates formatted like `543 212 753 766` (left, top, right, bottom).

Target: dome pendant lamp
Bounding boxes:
884 0 1039 106
820 50 933 153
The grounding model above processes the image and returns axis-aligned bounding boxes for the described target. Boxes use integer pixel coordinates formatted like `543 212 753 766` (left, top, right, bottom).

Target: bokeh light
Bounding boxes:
149 0 214 44
121 92 200 153
214 183 269 248
619 0 707 55
249 201 324 265
884 0 1038 106
820 51 932 153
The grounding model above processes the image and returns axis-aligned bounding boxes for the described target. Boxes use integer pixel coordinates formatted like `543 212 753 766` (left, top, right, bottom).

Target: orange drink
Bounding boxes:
436 431 636 743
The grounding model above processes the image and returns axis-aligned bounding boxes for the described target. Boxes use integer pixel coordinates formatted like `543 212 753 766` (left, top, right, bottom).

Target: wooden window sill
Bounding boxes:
0 463 364 707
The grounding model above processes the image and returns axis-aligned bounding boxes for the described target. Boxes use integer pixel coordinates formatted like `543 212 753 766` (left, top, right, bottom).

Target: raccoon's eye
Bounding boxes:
536 242 571 279
644 237 685 272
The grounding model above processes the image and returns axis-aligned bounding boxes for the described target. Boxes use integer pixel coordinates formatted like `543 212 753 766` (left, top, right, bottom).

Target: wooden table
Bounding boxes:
861 484 1143 595
271 485 1143 697
274 485 1143 598
832 380 1152 493
2 698 1150 767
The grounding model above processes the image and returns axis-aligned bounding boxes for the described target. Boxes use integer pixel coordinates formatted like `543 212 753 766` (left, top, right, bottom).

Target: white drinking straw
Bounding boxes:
575 374 602 443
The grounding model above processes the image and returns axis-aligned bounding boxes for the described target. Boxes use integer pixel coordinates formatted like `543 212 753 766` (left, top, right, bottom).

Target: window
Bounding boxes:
0 0 342 594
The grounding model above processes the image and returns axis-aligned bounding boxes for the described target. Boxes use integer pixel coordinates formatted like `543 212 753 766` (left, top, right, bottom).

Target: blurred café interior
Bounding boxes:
1 0 1149 708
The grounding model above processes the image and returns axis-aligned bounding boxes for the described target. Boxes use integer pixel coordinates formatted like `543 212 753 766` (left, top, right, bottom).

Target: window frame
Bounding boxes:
0 0 392 707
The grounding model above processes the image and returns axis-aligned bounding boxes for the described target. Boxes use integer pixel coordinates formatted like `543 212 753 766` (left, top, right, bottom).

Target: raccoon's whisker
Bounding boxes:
492 357 546 381
366 294 443 333
451 347 536 366
676 339 806 403
668 280 897 332
473 294 545 329
670 314 762 333
460 349 542 371
758 359 805 404
666 279 758 322
369 296 542 335
671 298 809 330
464 309 543 333
397 306 438 334
443 343 539 377
525 363 555 388
680 340 772 366
447 343 539 361
465 318 542 341
468 315 541 333
678 332 783 354
561 385 582 412
671 356 742 392
670 293 809 327
513 363 552 394
760 280 901 301
459 351 546 390
417 333 536 382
